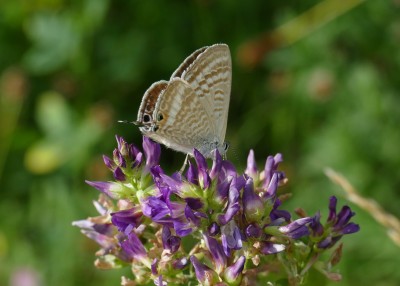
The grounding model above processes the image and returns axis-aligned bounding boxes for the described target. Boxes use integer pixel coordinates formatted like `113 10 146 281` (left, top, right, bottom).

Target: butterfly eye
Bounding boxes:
157 113 164 121
223 142 229 151
143 114 151 123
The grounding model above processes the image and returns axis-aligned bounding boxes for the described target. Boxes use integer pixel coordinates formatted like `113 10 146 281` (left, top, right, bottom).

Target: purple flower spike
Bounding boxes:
224 256 246 283
119 232 147 264
85 180 121 199
203 234 227 273
190 255 219 285
245 150 257 179
111 208 142 234
143 136 161 169
243 177 264 222
78 135 361 284
279 217 312 239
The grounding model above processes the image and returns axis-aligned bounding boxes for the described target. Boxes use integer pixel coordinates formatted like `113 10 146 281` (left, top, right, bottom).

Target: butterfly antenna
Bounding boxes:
118 120 142 126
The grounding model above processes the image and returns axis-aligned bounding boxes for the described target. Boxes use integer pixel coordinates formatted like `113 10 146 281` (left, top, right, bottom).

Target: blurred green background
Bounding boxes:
1 0 400 285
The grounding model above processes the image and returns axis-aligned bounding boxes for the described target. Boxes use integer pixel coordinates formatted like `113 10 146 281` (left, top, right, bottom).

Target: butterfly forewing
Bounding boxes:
175 44 232 144
171 47 207 79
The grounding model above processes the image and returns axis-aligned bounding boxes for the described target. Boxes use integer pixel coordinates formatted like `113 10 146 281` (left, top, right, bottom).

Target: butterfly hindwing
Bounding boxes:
141 78 216 155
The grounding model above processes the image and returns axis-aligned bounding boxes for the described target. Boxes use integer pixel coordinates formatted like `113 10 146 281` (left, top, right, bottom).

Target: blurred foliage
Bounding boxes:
1 0 400 285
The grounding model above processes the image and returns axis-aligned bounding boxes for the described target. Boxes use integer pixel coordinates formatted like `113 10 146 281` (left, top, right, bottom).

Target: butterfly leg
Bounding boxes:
179 154 190 174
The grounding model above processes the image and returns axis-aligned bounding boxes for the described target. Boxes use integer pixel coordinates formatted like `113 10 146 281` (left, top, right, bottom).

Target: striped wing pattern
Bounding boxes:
137 44 231 157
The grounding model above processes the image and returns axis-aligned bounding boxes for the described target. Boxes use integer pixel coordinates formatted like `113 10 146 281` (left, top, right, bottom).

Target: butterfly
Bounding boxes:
134 44 231 158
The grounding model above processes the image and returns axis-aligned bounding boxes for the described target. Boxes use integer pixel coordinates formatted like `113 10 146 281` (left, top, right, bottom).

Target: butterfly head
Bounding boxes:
136 110 167 133
217 141 230 158
136 80 169 133
222 141 230 153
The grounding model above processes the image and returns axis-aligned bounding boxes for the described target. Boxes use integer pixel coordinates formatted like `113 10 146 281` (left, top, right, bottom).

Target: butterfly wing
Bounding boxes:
140 78 217 156
137 44 232 157
171 44 232 145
